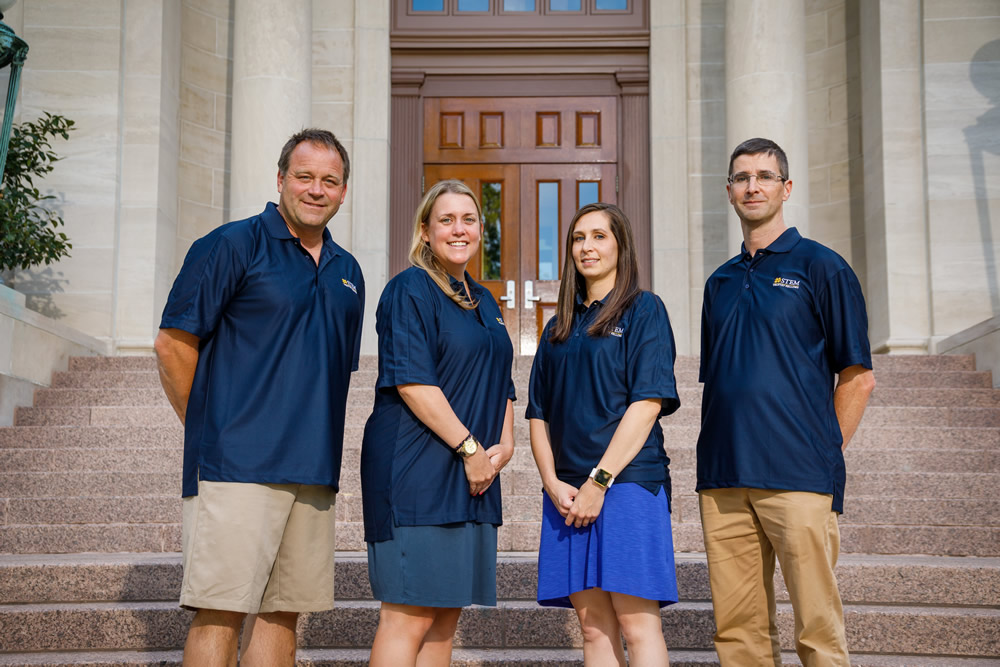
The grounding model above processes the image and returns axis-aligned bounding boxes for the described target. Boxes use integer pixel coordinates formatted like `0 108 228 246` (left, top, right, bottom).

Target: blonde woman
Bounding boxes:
361 180 515 666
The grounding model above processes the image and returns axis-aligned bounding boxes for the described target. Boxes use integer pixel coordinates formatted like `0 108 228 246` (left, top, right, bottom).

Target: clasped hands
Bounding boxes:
463 441 514 496
545 478 606 529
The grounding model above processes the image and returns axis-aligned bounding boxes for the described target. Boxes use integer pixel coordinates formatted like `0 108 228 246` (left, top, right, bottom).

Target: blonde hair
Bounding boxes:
408 179 483 310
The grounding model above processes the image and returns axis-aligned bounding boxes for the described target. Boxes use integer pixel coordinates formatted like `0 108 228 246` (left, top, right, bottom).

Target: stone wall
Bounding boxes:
924 0 1000 340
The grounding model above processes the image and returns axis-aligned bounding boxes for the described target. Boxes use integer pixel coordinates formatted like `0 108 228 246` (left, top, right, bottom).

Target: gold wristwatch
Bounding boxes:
456 433 480 458
589 467 614 490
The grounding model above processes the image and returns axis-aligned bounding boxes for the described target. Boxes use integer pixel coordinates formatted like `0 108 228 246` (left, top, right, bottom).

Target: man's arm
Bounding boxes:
154 328 201 424
834 364 876 450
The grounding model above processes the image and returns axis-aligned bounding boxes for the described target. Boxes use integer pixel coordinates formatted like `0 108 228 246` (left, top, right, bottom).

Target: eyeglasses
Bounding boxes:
728 171 786 188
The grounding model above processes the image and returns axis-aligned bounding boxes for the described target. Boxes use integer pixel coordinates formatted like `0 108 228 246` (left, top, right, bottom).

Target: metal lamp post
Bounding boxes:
0 0 27 184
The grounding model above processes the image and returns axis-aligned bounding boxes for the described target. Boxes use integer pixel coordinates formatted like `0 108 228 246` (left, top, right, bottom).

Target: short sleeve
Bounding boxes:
351 269 366 372
159 234 245 338
525 322 552 421
816 266 873 372
625 293 681 416
375 276 441 389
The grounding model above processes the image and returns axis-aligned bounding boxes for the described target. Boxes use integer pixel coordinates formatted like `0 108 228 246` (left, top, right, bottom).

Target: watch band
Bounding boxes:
589 467 614 489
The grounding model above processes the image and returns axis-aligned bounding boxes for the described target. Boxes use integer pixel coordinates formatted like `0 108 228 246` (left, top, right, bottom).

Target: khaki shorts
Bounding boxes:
180 480 336 614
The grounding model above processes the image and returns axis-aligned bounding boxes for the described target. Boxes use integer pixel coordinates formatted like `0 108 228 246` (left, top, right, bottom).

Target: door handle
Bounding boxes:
524 280 542 309
498 280 515 309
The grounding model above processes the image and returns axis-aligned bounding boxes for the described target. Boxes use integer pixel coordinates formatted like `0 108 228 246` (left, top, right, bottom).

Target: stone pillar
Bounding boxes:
229 0 312 221
725 0 810 254
352 0 390 354
649 0 691 353
115 0 181 352
860 1 931 353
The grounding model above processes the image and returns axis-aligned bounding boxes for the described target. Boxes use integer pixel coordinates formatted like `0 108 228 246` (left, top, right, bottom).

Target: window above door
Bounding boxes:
393 0 647 48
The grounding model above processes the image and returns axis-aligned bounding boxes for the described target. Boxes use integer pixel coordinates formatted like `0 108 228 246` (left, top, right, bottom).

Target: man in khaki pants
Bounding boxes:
155 129 364 666
696 138 876 666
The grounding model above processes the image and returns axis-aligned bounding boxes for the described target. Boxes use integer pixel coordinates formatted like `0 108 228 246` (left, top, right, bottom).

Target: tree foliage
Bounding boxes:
0 112 75 272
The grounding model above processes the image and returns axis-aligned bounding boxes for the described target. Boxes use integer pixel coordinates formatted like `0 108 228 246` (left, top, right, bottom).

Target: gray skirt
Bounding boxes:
367 521 498 607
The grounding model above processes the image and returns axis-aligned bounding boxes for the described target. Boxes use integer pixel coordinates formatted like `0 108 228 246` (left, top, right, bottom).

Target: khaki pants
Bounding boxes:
699 488 849 667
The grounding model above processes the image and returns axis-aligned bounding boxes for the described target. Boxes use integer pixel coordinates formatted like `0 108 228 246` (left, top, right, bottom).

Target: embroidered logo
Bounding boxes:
341 278 358 294
496 316 505 326
772 277 800 290
610 326 625 338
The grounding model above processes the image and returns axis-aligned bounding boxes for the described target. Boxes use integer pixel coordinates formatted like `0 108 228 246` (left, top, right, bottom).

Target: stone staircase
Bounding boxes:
0 354 998 665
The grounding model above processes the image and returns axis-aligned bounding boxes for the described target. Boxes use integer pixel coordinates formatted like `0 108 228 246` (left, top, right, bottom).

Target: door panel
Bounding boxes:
423 164 521 345
424 97 617 164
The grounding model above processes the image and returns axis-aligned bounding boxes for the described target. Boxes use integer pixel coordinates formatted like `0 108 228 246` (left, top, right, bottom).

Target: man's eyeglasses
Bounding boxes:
727 171 786 188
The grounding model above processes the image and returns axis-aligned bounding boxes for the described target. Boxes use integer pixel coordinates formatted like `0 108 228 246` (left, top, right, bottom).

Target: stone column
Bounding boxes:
649 0 691 353
352 0 390 354
725 0 810 254
860 0 930 353
229 0 312 221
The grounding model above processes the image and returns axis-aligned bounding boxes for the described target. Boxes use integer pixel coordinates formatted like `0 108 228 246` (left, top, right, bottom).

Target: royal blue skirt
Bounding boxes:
537 482 679 608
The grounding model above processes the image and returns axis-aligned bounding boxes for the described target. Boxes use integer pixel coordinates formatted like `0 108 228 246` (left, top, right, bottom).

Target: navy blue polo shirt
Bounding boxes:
160 202 365 497
527 291 681 492
696 227 872 512
361 267 515 543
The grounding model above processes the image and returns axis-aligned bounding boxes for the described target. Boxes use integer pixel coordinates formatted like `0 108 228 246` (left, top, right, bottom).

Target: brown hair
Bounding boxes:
408 180 483 310
549 203 641 343
277 128 350 184
728 137 788 181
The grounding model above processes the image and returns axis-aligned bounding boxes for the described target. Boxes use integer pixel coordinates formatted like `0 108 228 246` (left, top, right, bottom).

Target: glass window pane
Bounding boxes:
577 181 599 208
595 0 628 9
481 183 502 280
458 0 490 10
549 0 581 10
538 182 559 281
412 0 445 10
503 0 535 11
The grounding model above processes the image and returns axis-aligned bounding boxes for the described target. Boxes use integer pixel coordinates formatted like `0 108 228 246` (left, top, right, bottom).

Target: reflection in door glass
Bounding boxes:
595 0 628 9
578 181 599 208
503 0 535 10
549 0 581 9
412 0 445 11
538 182 559 281
481 183 502 280
458 0 490 10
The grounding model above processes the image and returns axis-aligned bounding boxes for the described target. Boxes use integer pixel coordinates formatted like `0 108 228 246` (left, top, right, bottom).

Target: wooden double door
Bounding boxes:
424 96 618 355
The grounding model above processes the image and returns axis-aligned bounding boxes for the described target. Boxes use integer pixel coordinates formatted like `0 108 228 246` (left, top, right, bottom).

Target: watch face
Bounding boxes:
462 438 478 455
594 469 612 486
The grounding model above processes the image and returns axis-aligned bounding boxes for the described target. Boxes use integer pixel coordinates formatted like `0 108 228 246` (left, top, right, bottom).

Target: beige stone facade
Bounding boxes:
2 0 998 358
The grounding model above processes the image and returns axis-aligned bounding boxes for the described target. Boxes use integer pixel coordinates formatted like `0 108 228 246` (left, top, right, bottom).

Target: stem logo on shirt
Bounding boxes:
772 277 800 290
611 325 625 337
341 278 358 294
496 316 505 326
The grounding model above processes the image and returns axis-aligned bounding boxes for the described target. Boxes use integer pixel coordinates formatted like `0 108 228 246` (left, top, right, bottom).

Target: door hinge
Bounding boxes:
616 175 619 193
421 175 425 194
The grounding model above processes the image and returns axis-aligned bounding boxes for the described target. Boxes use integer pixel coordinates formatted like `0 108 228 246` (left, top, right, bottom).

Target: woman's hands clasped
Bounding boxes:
544 478 606 528
462 446 496 496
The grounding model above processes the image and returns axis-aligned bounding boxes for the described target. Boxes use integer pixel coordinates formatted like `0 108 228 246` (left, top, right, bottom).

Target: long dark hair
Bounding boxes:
549 203 641 343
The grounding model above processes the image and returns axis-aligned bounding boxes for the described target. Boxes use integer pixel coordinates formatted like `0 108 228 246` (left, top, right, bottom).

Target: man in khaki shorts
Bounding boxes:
155 128 364 666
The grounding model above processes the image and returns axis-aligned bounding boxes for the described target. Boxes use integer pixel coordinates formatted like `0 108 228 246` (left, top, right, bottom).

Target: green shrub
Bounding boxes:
0 112 75 272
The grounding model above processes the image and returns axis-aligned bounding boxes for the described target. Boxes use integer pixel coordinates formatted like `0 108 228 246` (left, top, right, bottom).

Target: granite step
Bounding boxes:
3 649 1000 667
0 426 183 449
4 445 996 476
17 404 1000 429
28 385 1000 412
66 354 981 375
3 553 997 608
1 599 996 656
